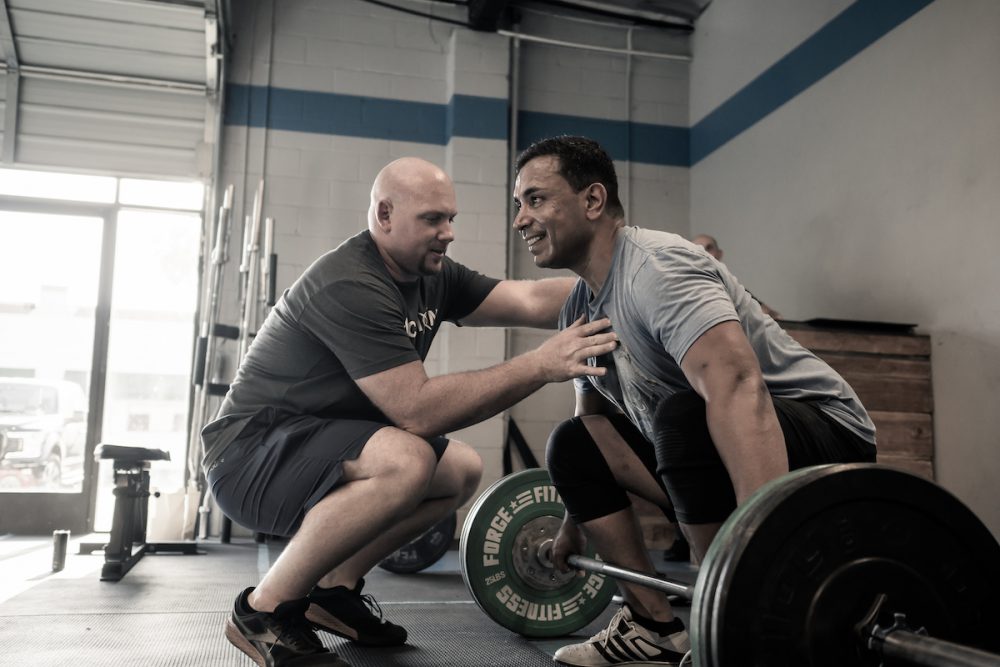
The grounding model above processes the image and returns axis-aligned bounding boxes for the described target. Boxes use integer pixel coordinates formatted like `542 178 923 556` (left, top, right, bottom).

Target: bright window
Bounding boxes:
1 168 203 543
0 168 117 203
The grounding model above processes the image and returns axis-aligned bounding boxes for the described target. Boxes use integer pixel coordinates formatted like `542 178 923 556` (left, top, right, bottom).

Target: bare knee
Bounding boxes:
347 427 437 493
433 440 482 504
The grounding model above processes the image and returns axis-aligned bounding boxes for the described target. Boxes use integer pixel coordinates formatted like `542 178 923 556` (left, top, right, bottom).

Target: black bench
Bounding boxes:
79 444 200 581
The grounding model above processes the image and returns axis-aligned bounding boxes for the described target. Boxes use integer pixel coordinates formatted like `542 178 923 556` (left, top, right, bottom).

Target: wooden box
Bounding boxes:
781 320 934 480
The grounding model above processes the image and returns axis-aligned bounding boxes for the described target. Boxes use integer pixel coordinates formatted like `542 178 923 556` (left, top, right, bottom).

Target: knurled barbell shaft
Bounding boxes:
567 554 695 600
875 629 1000 667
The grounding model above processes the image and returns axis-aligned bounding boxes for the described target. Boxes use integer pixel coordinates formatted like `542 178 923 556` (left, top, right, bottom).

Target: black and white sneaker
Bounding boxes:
225 587 350 666
306 578 407 646
553 605 691 666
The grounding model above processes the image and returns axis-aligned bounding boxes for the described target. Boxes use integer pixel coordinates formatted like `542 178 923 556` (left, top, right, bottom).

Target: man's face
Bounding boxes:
387 177 457 279
512 156 592 270
693 235 722 260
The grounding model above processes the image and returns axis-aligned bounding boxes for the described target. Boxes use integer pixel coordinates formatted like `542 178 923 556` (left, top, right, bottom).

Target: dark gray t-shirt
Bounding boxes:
201 230 499 468
560 227 876 444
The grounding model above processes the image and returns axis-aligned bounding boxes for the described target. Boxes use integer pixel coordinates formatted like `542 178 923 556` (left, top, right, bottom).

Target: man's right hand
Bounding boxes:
552 513 587 574
533 316 617 382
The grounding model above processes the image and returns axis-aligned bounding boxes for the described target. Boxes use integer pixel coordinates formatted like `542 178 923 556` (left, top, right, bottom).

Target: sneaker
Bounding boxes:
224 587 349 667
553 605 691 666
305 578 407 646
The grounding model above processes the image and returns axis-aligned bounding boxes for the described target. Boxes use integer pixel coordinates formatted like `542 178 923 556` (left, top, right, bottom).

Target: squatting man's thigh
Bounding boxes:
341 426 440 489
341 427 482 502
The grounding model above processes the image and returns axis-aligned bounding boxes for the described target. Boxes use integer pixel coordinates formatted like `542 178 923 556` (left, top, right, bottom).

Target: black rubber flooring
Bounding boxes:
0 536 695 666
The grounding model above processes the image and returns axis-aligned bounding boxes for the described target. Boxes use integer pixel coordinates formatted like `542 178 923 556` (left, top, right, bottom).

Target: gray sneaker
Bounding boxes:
553 605 691 666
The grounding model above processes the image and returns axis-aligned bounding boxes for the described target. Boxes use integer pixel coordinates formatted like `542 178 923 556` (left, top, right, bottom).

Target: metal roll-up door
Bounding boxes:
1 0 221 179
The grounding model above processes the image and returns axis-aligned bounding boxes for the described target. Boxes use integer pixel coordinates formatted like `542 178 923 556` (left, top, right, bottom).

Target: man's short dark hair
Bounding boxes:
515 136 625 219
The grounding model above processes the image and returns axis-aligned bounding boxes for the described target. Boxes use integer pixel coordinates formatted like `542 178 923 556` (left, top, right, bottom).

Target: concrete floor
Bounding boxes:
0 533 697 666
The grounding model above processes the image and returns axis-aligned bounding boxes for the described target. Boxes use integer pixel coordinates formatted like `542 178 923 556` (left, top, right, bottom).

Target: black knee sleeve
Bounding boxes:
545 417 632 523
652 391 737 524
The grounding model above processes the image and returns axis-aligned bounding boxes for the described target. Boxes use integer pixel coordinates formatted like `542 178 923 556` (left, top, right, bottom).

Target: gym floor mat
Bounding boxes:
0 538 692 666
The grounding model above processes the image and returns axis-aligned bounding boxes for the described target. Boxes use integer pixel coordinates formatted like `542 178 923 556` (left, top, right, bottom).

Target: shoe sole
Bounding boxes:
224 617 271 667
305 603 406 647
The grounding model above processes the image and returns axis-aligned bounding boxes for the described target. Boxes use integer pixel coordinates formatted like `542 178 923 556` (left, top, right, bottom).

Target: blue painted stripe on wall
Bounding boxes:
225 0 932 166
448 95 508 141
690 0 935 164
225 84 684 165
226 84 450 144
517 111 689 167
226 84 508 144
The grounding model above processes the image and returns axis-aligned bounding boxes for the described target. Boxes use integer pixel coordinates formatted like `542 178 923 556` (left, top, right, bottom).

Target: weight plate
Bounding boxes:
378 511 456 574
692 463 1000 667
460 468 616 638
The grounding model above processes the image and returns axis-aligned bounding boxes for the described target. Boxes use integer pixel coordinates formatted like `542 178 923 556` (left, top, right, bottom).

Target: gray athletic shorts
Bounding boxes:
206 408 449 537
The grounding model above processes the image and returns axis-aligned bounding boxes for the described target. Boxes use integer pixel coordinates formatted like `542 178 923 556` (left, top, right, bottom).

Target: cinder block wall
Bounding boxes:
214 0 691 534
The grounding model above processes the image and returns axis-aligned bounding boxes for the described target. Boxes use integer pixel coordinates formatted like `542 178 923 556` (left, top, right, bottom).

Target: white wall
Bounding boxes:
690 0 1000 540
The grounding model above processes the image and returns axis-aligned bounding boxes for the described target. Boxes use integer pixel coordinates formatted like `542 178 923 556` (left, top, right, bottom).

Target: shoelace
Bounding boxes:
359 592 385 620
596 607 628 650
266 607 324 656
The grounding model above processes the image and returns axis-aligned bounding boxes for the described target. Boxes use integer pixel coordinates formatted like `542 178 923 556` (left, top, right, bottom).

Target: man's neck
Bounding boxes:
578 221 623 296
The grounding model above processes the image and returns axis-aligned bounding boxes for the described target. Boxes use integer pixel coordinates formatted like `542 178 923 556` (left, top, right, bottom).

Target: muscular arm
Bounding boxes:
679 320 788 503
574 390 618 417
356 317 616 437
461 277 576 329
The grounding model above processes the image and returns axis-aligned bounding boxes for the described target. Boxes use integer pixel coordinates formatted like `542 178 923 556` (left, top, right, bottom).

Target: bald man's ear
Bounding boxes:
376 199 393 231
583 183 607 220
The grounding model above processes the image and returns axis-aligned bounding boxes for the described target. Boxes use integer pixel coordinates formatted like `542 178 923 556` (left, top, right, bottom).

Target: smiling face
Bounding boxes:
371 158 457 281
512 155 594 271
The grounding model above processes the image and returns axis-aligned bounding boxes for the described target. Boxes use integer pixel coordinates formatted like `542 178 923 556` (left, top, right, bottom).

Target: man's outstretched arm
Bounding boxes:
356 316 615 438
461 277 576 329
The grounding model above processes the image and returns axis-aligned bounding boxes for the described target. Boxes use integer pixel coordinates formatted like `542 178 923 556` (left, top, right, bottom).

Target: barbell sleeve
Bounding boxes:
567 554 695 600
873 628 1000 667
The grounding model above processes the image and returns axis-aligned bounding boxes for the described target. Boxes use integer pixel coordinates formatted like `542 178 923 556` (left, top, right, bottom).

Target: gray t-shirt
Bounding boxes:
201 230 500 468
560 227 876 444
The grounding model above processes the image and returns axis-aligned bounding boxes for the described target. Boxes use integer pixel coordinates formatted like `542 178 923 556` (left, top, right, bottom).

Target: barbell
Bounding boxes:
458 463 1000 667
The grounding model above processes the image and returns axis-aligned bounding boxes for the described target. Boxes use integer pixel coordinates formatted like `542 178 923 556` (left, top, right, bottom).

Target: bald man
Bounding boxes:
691 233 723 261
203 158 617 666
692 233 782 319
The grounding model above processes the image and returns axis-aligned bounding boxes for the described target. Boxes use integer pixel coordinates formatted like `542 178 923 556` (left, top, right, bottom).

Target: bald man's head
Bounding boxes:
692 234 723 261
368 158 458 281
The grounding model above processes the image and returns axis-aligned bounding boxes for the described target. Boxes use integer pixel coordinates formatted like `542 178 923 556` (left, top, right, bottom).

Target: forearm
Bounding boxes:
358 316 616 438
704 379 788 503
575 390 618 417
393 351 549 437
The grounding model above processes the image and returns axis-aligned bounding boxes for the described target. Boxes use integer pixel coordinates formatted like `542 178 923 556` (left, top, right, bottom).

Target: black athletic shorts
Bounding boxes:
206 408 449 537
568 393 875 525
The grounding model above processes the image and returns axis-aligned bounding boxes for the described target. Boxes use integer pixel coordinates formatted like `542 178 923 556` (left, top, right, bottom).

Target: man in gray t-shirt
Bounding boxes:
512 136 877 667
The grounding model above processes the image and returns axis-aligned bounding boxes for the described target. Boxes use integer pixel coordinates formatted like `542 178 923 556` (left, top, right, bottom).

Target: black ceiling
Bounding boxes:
469 0 712 31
